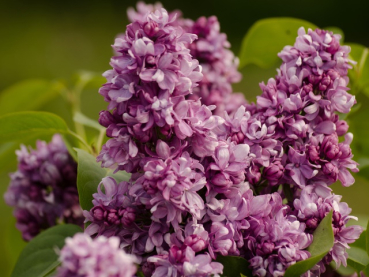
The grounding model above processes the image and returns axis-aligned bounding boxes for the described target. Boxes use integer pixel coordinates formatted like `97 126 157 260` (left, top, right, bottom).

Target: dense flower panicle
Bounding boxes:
244 196 313 276
97 6 205 173
4 134 83 241
294 184 362 268
57 233 137 277
93 4 362 276
126 2 246 116
254 27 358 189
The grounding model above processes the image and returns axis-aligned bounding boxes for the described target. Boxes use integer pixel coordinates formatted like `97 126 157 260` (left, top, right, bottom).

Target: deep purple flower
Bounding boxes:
4 134 83 240
263 160 284 186
84 177 137 240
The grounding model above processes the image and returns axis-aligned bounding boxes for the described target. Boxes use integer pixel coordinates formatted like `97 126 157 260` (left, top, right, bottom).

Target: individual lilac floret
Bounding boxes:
136 141 207 221
4 134 83 241
56 233 137 277
294 183 363 269
207 140 251 193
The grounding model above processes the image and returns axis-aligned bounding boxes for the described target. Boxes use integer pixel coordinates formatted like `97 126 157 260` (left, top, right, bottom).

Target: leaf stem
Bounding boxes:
96 129 106 154
68 130 93 154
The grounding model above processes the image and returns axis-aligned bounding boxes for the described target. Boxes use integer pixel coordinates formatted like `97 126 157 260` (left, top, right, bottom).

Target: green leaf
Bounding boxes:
364 265 369 276
239 18 317 69
11 224 82 277
348 43 369 95
346 246 369 273
0 112 69 143
332 262 356 276
0 142 18 172
0 79 62 116
73 112 104 132
350 229 366 250
75 148 130 211
284 211 334 277
346 94 369 162
366 220 369 256
73 71 105 90
216 255 253 277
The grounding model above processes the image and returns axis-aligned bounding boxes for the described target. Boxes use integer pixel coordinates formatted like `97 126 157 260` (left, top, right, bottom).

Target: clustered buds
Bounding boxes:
4 134 84 241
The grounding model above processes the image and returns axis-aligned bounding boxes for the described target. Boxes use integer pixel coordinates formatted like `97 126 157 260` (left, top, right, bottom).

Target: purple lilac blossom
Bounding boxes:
56 233 137 277
93 4 362 275
97 6 204 174
256 27 358 189
294 184 362 270
244 193 312 276
184 15 246 115
126 2 246 116
4 134 83 241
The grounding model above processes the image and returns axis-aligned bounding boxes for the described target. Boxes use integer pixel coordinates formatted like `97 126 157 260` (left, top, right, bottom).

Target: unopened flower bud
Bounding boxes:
143 21 159 37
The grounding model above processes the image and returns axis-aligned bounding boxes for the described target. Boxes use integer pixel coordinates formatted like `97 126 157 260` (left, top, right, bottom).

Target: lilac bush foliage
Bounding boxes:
4 134 83 241
56 233 138 277
85 2 363 276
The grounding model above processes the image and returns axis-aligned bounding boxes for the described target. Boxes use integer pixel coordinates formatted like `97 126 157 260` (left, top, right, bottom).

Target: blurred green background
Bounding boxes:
1 0 369 275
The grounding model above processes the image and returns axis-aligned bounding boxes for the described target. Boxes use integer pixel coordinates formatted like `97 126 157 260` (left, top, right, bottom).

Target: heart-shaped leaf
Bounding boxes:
11 224 82 277
0 112 69 143
346 246 369 273
239 17 317 69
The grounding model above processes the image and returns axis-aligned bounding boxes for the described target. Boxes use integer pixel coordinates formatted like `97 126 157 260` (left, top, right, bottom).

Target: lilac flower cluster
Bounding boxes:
89 3 362 276
4 134 83 241
257 27 358 188
57 233 138 277
294 184 362 270
127 1 246 116
183 15 246 115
